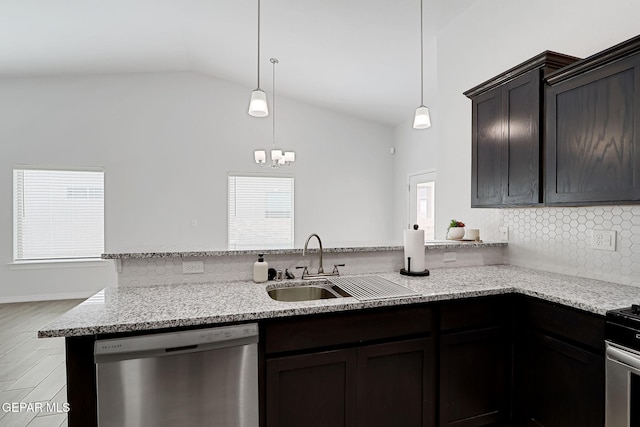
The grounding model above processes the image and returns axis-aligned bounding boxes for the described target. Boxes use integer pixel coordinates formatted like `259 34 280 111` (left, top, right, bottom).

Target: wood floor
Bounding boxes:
0 300 83 427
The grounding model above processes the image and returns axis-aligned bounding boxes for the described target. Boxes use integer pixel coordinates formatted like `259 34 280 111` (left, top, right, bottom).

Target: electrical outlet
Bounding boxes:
443 252 457 262
499 226 509 241
592 230 616 251
182 260 204 274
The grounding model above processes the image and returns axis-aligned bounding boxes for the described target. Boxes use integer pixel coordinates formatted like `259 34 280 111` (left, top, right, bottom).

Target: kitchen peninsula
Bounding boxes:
40 241 640 426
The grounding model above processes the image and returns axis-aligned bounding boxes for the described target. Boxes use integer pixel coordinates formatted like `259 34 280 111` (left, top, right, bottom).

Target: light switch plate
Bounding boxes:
592 230 616 251
183 260 204 274
499 226 509 241
443 252 457 262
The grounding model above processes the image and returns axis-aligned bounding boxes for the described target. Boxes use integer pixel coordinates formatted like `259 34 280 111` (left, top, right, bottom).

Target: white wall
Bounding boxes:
1 72 394 301
434 0 640 285
393 36 439 240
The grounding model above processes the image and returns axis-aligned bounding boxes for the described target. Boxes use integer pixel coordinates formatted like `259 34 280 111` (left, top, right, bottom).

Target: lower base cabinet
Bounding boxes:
261 297 605 427
265 348 357 427
439 296 512 427
440 327 511 427
357 339 435 427
265 338 435 427
513 297 605 427
514 332 604 427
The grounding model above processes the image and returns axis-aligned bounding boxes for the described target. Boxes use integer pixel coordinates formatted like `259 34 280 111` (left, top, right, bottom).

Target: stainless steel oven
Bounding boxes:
605 305 640 427
606 342 640 426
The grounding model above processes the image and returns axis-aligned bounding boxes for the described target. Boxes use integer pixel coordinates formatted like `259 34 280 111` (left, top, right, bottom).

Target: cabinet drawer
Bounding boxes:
263 305 433 355
440 295 512 332
517 296 604 352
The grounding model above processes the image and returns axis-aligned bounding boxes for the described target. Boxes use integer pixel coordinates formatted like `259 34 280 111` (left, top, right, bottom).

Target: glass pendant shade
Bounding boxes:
413 106 431 129
254 150 267 164
271 149 283 160
284 151 295 162
248 89 269 117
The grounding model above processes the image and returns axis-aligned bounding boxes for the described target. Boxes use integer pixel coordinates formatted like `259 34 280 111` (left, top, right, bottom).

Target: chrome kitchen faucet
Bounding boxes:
298 233 344 279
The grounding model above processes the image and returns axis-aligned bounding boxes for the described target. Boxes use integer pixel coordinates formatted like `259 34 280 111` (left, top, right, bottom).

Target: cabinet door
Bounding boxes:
472 87 504 207
546 53 640 205
502 71 542 205
266 348 357 427
357 338 435 427
514 332 604 427
439 327 511 427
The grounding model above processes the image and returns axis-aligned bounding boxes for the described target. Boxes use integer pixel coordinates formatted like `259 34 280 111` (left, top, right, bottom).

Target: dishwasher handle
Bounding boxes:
95 323 258 364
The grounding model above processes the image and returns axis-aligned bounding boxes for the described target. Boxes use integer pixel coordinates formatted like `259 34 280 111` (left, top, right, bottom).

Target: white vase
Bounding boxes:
447 227 465 240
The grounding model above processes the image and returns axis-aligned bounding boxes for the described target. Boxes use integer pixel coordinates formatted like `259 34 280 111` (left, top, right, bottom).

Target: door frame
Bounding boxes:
407 169 437 238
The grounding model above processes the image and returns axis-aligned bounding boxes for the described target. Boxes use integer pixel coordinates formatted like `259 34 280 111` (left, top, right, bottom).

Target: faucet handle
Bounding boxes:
295 266 310 278
332 264 345 274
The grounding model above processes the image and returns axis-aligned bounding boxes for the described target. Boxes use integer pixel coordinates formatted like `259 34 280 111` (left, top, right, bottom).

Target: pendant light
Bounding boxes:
413 0 431 129
248 0 268 117
254 58 295 167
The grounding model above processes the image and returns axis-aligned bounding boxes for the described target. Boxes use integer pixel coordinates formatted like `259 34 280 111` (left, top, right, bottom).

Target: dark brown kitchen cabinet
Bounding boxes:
265 348 357 427
465 52 579 207
265 338 434 427
357 338 434 427
439 296 512 427
262 305 436 427
513 297 605 427
514 332 604 427
545 35 640 205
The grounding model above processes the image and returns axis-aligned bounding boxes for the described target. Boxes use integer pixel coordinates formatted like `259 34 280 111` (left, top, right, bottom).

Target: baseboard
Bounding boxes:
0 291 94 304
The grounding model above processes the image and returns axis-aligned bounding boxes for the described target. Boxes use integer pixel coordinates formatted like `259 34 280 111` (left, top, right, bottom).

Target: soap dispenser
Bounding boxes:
253 254 268 283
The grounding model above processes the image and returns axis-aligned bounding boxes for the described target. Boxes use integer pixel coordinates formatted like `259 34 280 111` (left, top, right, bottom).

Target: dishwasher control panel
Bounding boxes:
196 324 258 344
95 323 259 357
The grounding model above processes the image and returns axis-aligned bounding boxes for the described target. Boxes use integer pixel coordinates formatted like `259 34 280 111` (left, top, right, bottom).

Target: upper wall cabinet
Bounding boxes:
465 52 579 208
546 36 640 205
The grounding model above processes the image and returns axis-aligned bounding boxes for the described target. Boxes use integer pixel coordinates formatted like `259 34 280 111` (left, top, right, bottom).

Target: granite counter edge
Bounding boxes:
102 242 507 259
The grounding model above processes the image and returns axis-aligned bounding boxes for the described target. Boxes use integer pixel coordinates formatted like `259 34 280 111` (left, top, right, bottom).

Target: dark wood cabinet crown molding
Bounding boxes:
546 34 640 85
464 51 580 98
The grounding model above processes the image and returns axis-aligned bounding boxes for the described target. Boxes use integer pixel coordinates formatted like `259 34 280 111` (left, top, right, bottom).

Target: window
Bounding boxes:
13 167 105 261
228 174 294 250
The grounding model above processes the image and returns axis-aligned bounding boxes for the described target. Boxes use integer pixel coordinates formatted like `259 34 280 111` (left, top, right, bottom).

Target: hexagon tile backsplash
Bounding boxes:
499 206 640 287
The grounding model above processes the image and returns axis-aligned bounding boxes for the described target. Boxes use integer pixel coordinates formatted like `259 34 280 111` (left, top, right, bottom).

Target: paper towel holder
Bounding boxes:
400 256 430 277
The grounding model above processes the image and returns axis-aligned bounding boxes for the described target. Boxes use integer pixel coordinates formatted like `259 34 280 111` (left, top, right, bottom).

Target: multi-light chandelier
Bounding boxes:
254 58 295 167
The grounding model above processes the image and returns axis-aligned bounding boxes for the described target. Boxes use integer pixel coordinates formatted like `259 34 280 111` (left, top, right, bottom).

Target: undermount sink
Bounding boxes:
267 282 351 302
268 275 421 302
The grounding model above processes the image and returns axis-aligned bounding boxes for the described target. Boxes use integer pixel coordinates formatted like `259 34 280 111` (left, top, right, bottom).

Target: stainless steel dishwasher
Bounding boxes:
94 323 259 427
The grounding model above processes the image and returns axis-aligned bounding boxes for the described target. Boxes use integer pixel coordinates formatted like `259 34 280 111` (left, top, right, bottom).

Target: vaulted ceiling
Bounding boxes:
0 0 477 126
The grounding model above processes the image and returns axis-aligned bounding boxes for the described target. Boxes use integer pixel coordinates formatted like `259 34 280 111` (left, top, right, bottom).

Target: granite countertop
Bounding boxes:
101 241 507 259
39 265 640 338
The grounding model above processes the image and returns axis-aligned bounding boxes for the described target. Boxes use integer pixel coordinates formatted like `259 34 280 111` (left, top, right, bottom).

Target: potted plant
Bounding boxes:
447 219 465 240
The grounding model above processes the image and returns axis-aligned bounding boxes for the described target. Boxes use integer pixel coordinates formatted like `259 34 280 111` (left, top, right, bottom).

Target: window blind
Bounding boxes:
228 175 294 250
13 168 105 261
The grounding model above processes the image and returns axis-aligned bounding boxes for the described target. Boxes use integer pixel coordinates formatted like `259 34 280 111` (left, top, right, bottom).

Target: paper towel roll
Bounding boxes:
404 229 425 272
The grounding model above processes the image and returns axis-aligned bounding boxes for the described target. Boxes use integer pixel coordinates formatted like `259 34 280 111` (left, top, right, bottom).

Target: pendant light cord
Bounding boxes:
419 0 424 106
272 59 277 149
257 0 261 89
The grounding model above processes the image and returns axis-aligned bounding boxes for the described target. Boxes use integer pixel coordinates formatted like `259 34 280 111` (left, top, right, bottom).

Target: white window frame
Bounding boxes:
228 172 295 250
12 165 106 264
